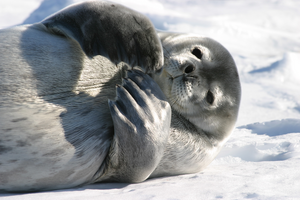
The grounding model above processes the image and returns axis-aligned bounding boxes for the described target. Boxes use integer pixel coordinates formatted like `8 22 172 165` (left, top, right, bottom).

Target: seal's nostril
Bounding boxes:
184 65 195 74
206 90 214 105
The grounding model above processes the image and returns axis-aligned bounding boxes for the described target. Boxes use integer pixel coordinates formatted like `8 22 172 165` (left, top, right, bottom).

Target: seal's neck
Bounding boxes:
150 111 221 178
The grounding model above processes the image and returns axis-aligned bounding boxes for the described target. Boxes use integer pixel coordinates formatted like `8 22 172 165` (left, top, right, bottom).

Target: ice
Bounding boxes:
1 0 300 199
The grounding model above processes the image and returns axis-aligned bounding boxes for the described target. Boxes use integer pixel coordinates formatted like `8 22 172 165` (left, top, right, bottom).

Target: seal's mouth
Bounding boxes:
168 74 182 80
164 62 198 81
164 69 183 81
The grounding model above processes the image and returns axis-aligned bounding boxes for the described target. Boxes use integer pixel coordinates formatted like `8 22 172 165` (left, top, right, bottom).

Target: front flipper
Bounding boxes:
42 1 163 72
104 70 171 183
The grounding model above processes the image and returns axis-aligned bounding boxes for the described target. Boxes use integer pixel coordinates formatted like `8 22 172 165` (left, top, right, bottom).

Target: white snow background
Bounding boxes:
1 0 300 199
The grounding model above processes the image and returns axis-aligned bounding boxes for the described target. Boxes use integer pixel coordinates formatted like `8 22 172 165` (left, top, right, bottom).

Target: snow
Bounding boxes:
1 0 300 199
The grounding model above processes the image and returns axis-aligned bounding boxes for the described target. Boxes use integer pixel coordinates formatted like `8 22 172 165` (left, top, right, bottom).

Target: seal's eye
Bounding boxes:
184 65 195 74
192 48 202 59
206 90 214 105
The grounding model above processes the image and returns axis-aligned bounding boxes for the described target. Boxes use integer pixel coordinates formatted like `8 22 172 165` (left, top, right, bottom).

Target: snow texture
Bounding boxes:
1 0 300 199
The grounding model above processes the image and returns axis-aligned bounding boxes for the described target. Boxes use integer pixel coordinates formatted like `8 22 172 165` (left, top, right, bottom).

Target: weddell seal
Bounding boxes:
0 1 241 192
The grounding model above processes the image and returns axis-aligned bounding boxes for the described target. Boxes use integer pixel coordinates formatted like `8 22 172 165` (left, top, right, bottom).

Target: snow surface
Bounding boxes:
1 0 300 199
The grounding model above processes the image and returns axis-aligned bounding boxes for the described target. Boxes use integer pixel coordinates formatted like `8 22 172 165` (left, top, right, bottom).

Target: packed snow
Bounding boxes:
1 0 300 199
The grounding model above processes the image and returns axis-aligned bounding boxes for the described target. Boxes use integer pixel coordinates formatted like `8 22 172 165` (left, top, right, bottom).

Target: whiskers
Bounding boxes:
168 93 180 108
163 46 171 59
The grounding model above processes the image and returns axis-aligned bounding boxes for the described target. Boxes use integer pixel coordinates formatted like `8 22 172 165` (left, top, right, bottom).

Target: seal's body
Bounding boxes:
0 1 241 192
0 23 121 191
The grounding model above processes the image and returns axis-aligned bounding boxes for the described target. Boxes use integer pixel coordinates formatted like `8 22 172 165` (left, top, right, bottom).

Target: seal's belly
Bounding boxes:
0 25 120 191
0 100 112 191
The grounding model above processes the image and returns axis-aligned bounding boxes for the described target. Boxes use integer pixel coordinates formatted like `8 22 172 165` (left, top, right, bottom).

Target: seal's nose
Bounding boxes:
184 65 195 74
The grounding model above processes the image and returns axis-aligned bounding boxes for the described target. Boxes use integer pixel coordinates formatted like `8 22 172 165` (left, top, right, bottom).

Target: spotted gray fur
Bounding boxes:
0 1 241 192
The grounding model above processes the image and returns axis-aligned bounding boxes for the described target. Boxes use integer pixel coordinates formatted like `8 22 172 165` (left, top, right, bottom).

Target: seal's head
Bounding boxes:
154 32 241 143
